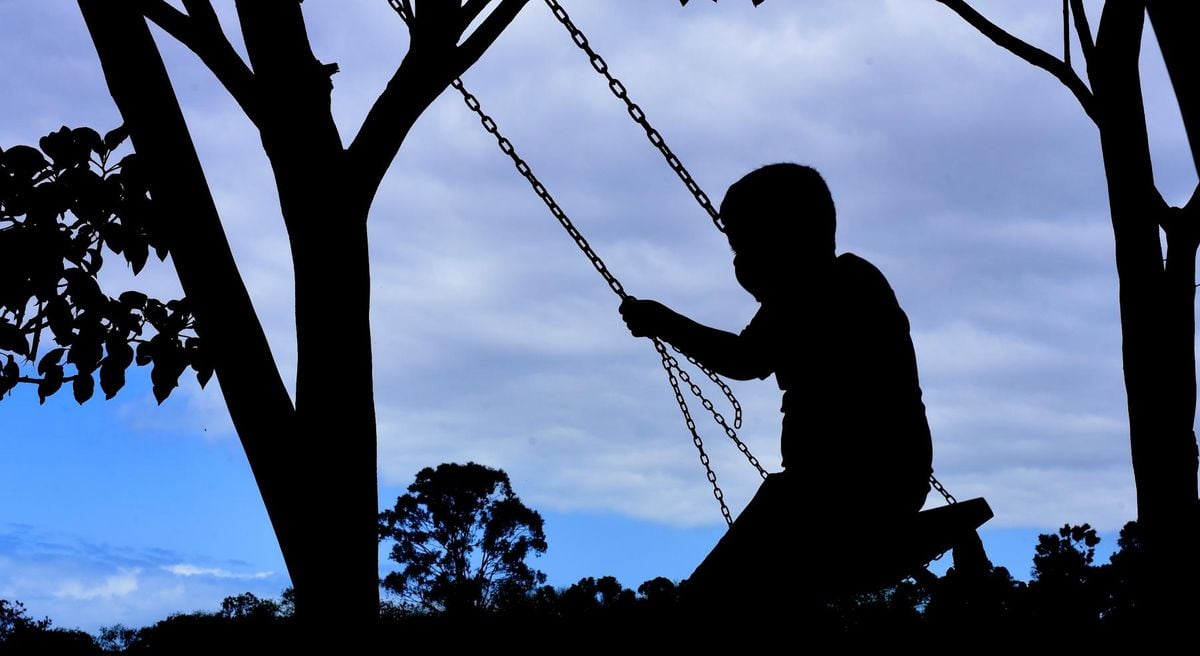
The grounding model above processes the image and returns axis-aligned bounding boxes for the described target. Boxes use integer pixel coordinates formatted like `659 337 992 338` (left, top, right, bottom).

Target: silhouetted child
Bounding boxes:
620 163 933 603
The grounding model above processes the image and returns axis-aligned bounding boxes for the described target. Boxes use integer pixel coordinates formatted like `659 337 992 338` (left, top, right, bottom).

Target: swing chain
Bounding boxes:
677 347 743 429
660 349 767 480
388 0 762 524
657 339 734 526
929 472 957 505
543 0 726 235
449 78 627 300
445 72 762 523
543 0 740 429
547 0 971 516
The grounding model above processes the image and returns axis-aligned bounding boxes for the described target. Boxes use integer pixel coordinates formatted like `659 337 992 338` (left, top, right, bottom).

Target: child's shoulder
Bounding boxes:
835 252 898 302
835 252 887 283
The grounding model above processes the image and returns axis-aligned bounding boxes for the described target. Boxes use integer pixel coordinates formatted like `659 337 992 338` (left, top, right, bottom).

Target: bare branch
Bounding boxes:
458 0 529 73
138 0 260 123
139 0 190 39
937 0 1097 121
1063 0 1071 68
1148 1 1200 180
1069 0 1096 64
181 0 219 27
348 0 529 205
461 0 491 32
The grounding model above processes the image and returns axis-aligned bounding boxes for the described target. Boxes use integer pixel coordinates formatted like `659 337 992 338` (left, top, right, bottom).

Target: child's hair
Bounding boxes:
719 163 836 253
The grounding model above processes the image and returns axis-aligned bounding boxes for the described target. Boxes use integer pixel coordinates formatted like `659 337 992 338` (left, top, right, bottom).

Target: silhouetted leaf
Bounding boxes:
135 341 154 367
1 145 50 180
103 125 129 152
37 348 65 375
118 290 148 310
73 372 95 404
37 364 63 404
99 358 126 400
195 363 214 389
150 338 186 405
125 238 149 275
0 322 29 357
67 331 103 374
74 127 104 157
0 354 18 397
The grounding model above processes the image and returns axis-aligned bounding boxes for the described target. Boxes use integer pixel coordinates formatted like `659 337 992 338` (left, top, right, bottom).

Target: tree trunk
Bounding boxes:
286 191 380 631
80 1 385 636
1093 1 1199 621
77 0 304 575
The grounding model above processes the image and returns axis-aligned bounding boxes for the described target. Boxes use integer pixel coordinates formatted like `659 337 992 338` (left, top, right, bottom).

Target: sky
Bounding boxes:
1 0 1195 633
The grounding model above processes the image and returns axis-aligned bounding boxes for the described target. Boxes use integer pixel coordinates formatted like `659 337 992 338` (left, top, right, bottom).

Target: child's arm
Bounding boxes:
619 297 772 381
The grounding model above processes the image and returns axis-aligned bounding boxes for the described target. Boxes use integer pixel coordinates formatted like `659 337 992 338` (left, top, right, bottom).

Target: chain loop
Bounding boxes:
655 339 733 526
929 471 957 505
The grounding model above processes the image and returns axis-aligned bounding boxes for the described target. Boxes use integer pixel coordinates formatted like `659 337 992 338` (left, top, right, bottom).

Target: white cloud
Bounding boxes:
55 568 140 601
162 564 273 580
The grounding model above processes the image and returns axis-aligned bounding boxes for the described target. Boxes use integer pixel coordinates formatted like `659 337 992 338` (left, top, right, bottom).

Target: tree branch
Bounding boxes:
1063 0 1071 69
461 0 491 32
1147 1 1200 180
1069 0 1096 65
937 0 1097 122
138 0 260 123
347 0 529 207
457 0 528 74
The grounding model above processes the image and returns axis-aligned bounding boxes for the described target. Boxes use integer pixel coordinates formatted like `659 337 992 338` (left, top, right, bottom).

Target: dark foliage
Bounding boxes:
0 519 1171 650
379 462 548 616
0 127 206 406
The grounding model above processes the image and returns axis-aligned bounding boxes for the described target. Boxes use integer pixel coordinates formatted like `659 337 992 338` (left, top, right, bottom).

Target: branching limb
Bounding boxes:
1069 0 1096 65
937 0 1097 121
138 0 260 122
347 0 529 204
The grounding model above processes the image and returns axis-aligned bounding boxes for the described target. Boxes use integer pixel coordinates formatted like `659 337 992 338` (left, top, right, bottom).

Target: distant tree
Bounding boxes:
0 599 51 642
379 462 547 616
1028 523 1105 628
636 576 679 610
1101 519 1148 626
218 592 281 620
559 576 635 616
277 586 296 618
95 624 138 654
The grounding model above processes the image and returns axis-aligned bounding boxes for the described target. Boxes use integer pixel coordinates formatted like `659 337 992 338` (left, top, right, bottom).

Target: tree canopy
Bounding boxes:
379 462 548 615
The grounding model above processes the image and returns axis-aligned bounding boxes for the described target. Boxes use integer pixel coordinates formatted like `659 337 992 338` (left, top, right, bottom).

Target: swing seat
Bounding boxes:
684 475 994 605
856 496 994 590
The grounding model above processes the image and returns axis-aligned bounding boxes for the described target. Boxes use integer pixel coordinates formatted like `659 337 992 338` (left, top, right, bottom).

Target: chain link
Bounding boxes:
676 347 742 429
655 340 733 526
543 0 725 235
929 471 957 505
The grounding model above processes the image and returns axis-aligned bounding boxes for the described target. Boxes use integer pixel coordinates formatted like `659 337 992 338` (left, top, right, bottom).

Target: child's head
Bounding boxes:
720 163 836 255
720 164 836 299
